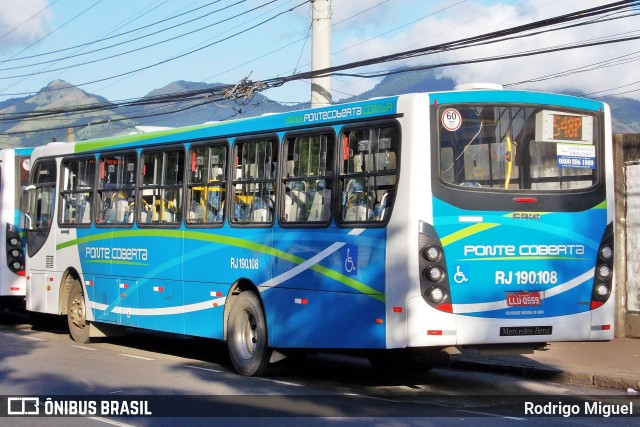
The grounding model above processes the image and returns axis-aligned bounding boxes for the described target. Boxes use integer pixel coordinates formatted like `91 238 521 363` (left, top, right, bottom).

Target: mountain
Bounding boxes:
124 80 292 129
0 80 136 148
341 69 456 102
344 69 640 134
0 72 638 149
602 96 640 134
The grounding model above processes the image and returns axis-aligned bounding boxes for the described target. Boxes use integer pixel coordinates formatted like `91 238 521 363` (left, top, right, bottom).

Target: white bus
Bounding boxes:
0 148 32 309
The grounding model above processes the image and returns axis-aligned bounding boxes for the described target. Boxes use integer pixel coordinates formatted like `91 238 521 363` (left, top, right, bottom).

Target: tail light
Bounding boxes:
590 223 614 310
6 224 25 275
419 221 452 312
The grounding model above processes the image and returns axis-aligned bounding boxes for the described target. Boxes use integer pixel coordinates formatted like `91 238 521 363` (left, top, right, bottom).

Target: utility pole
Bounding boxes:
310 0 331 107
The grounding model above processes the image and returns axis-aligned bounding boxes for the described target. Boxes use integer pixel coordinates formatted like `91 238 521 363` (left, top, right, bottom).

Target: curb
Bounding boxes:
448 356 640 391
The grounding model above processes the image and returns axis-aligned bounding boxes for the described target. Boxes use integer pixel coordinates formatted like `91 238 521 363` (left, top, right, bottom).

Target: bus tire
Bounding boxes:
67 281 91 344
227 291 272 376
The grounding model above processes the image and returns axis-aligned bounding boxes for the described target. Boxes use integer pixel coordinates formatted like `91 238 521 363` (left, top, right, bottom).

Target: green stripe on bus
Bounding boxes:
440 223 500 247
56 230 384 302
594 200 607 209
73 121 235 153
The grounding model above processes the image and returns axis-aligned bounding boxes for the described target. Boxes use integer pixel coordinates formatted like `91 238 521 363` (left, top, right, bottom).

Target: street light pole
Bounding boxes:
310 0 332 107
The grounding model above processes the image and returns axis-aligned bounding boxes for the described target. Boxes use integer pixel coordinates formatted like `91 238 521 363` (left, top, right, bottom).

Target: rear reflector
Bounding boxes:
436 303 453 313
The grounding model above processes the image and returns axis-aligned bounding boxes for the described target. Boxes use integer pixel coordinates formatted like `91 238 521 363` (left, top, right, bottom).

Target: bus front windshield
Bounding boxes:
439 105 599 191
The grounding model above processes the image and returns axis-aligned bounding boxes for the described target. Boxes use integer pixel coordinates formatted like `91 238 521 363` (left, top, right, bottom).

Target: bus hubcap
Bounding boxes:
70 298 85 328
238 310 257 359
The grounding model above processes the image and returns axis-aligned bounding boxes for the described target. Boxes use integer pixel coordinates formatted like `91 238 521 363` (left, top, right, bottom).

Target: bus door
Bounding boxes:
25 159 60 313
138 149 185 333
91 153 141 326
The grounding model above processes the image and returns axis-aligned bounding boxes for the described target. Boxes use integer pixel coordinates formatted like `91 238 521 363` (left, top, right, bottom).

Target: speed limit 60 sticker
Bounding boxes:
441 108 462 131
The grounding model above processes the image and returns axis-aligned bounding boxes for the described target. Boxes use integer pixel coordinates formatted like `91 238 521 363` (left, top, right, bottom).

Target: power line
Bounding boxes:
0 0 226 63
504 42 640 87
310 0 522 105
0 0 105 97
200 0 399 88
0 1 103 65
0 1 279 77
268 0 640 83
322 34 640 80
3 1 636 123
2 0 639 136
0 0 395 98
0 0 309 99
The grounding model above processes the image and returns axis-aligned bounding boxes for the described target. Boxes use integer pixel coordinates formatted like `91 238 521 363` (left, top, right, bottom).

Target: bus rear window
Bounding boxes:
439 106 598 190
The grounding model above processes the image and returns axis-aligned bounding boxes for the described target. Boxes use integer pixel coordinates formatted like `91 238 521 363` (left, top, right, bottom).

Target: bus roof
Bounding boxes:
29 89 606 158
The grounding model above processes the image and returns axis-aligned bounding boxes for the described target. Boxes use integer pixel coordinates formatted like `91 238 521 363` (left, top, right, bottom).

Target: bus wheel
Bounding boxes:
67 281 90 344
227 292 272 376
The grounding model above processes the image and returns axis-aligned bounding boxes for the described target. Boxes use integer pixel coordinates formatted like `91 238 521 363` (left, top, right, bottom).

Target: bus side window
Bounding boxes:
98 153 136 226
281 133 334 225
60 157 95 226
139 149 183 225
186 143 227 226
338 125 399 225
231 138 277 226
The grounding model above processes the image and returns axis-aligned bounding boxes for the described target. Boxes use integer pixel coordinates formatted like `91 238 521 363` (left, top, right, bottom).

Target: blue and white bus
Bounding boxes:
23 85 615 375
0 147 32 309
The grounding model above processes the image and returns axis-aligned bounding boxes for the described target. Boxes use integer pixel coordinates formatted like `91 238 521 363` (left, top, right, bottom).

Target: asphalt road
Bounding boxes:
0 311 634 426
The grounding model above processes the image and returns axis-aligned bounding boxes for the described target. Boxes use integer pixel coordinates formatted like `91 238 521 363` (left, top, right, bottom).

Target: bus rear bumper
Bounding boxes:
406 296 614 348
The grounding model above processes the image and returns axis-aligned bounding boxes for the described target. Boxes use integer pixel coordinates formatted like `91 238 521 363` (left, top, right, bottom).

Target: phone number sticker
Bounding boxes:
557 144 596 169
558 156 595 169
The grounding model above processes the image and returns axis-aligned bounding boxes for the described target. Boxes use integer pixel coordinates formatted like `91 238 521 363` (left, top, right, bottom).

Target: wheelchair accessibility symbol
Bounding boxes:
453 266 468 284
343 245 358 275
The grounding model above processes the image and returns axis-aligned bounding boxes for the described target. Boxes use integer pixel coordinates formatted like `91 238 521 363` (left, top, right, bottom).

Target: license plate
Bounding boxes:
506 291 541 306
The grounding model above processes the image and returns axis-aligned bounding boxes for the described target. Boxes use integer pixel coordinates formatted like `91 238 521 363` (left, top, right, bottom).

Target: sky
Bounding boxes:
0 0 639 106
